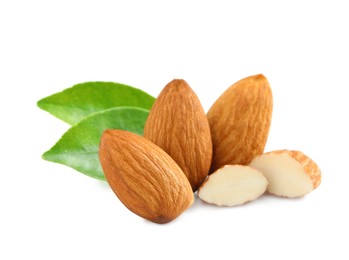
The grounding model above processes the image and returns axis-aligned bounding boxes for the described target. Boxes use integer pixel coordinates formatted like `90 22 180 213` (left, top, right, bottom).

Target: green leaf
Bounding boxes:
37 82 155 125
42 107 149 181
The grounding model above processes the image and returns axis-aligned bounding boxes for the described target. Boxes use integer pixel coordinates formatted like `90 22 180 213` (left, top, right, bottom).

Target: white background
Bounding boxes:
1 1 348 259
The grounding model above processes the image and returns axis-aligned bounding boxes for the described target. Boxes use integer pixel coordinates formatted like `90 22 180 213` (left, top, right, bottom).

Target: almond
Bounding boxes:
144 79 212 191
250 150 321 198
99 130 194 224
198 165 268 206
207 74 273 172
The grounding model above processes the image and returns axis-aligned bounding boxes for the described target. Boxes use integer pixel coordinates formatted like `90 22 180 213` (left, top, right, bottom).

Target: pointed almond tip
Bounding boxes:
101 129 113 138
165 79 190 91
100 129 119 144
235 74 269 88
244 74 270 90
102 129 114 136
252 74 267 81
100 129 135 147
171 78 187 84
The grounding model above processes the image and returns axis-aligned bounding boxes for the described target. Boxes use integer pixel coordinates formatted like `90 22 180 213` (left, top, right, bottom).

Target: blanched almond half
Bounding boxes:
250 150 321 198
198 165 268 206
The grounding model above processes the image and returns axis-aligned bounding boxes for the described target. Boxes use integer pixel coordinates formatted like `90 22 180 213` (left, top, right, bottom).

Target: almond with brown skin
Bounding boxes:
144 79 212 191
99 130 194 224
207 74 273 172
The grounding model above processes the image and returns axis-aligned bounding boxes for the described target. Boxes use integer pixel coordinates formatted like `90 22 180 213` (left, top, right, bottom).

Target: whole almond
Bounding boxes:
99 130 194 224
207 74 273 172
144 79 212 191
250 150 321 197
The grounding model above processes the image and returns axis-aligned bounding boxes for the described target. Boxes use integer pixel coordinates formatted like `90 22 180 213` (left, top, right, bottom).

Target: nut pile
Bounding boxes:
98 74 321 224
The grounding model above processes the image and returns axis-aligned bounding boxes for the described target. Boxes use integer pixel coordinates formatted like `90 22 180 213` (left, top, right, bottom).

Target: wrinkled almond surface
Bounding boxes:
144 79 212 191
207 74 273 172
99 130 194 224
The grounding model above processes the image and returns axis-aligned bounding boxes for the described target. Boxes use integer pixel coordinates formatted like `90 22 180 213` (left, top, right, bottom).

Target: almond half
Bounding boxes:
250 150 321 198
207 74 273 172
144 79 212 191
198 165 268 206
99 130 194 224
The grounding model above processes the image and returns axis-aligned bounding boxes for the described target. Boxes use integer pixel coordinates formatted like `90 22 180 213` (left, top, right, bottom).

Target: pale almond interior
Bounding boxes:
250 153 313 198
198 165 268 206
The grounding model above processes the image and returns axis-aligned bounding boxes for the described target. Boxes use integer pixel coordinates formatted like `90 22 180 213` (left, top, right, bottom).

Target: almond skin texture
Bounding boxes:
99 130 194 224
250 150 321 198
144 79 212 191
198 165 268 206
207 74 273 172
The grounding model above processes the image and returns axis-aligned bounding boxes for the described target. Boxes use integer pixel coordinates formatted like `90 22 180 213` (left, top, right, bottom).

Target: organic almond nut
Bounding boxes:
198 165 268 206
207 74 273 172
144 79 212 192
99 130 194 224
249 150 321 198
